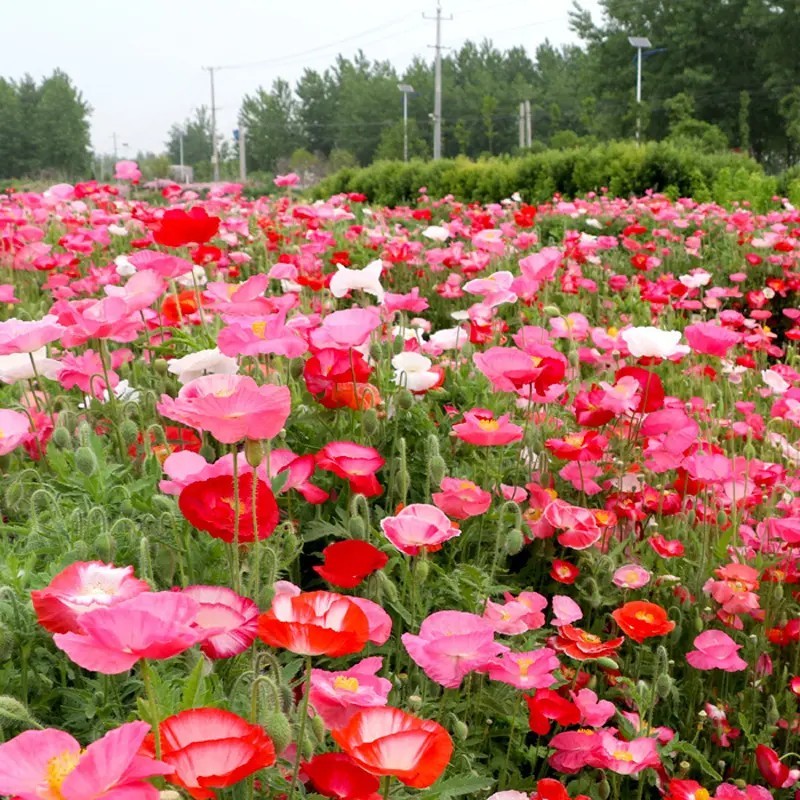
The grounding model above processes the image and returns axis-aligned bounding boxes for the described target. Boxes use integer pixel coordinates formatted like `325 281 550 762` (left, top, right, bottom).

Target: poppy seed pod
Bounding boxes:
244 438 263 468
153 358 169 375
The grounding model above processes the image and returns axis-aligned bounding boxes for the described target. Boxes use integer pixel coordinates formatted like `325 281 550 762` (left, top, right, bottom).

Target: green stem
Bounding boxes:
232 446 241 593
140 659 162 761
382 775 392 800
288 656 313 800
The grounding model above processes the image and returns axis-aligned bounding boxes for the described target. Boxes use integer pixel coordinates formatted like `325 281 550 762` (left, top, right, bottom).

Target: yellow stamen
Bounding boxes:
46 750 82 799
333 676 359 692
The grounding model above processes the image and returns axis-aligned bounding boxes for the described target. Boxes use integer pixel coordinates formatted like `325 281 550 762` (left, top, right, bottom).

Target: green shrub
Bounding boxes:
313 140 771 208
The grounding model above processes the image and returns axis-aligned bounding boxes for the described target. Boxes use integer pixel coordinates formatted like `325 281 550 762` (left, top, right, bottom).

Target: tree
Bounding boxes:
33 70 92 177
166 107 213 170
0 79 24 178
240 79 302 173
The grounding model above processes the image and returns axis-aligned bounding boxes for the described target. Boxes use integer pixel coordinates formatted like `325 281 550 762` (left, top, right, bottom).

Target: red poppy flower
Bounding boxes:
179 473 279 543
332 707 453 789
304 348 372 396
314 540 389 588
615 366 664 413
257 590 370 656
143 707 275 800
303 752 380 799
650 534 685 558
756 744 798 789
550 560 579 584
545 430 607 462
611 601 675 644
550 625 624 661
161 290 205 326
534 778 590 800
316 442 385 497
525 689 580 735
321 383 382 411
154 207 220 248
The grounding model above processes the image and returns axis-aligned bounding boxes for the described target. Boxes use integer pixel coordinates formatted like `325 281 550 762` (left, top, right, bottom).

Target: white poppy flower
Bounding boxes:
167 348 239 385
329 260 384 302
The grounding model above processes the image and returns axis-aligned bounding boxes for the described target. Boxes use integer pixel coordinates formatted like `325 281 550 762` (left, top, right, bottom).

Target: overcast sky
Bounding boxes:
4 0 603 156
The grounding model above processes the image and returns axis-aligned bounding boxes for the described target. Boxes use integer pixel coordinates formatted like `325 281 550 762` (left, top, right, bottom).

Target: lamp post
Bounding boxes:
398 83 415 163
628 36 651 145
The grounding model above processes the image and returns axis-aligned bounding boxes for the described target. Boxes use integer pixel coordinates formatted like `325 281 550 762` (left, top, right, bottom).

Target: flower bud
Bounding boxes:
415 558 430 582
369 342 384 362
542 305 562 317
199 444 216 461
153 358 169 376
396 388 414 410
74 446 98 476
119 419 140 447
244 439 263 468
263 709 292 754
348 517 366 539
0 623 14 661
51 427 72 450
655 673 673 699
407 694 423 710
311 713 326 744
428 455 447 487
452 719 469 740
362 408 380 436
505 528 525 555
598 779 611 800
95 530 115 563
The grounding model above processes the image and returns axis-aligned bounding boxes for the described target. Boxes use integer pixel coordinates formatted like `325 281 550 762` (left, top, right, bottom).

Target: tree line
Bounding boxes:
0 71 91 180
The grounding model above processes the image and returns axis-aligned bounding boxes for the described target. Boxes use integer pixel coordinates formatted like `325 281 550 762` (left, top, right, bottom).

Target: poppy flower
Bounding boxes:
313 540 389 588
525 689 580 735
380 504 461 556
550 625 624 661
550 560 580 584
182 585 259 659
161 289 204 325
545 431 607 462
755 744 800 789
144 708 275 799
179 473 279 543
302 752 380 800
0 721 171 800
257 590 370 657
452 409 524 446
316 441 385 497
154 207 220 248
686 630 747 672
615 366 665 413
332 706 453 788
31 560 150 635
611 601 675 643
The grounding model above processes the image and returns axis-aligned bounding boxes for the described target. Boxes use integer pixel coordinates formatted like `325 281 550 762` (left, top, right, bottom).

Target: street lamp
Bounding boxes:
628 36 651 145
398 83 415 163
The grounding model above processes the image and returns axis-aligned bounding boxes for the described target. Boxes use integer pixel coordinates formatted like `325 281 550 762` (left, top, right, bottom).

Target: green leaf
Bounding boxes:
425 773 494 800
181 655 206 710
271 470 291 496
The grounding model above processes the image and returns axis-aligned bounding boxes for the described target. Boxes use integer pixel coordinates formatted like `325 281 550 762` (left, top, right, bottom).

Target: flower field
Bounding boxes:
1 175 800 800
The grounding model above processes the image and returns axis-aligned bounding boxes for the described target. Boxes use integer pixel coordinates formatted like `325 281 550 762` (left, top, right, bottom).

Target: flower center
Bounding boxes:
333 676 360 692
695 790 710 800
458 481 475 490
46 750 81 799
635 611 656 623
477 419 500 431
251 321 267 339
517 657 534 678
613 750 634 762
580 632 601 643
564 434 584 447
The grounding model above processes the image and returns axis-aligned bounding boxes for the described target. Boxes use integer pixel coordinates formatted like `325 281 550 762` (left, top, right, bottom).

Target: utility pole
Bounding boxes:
518 102 525 150
112 132 118 160
424 1 451 160
525 100 532 148
203 66 220 181
179 130 185 183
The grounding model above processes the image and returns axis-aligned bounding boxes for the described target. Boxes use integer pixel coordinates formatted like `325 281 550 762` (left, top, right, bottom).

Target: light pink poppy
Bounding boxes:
0 721 171 800
182 585 259 659
308 656 392 729
402 610 506 688
597 732 661 775
0 315 64 355
0 409 30 455
484 647 560 690
31 561 150 635
0 284 19 304
380 503 460 556
274 172 300 187
452 409 524 446
114 159 142 182
52 591 205 674
217 314 308 358
56 349 119 399
612 564 652 589
258 449 329 504
551 595 583 627
310 307 382 350
157 374 291 444
105 269 166 313
686 630 748 672
483 591 547 635
573 688 616 727
128 250 195 280
432 477 492 519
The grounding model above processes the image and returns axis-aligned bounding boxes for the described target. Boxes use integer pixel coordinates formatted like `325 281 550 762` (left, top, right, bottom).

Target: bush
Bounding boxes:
313 140 770 208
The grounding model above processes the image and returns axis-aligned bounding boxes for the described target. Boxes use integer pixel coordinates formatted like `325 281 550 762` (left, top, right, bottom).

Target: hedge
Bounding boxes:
312 142 783 208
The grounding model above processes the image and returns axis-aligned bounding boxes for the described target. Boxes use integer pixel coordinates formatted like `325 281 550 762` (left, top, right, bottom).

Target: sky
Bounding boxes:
3 0 603 157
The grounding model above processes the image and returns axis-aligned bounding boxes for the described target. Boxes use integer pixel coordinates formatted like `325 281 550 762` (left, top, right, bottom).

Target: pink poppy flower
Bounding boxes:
316 441 385 497
56 349 120 399
157 374 291 444
105 269 166 313
432 477 492 519
551 595 583 627
217 314 308 359
548 729 603 773
402 610 506 688
483 591 547 634
274 172 300 187
0 409 30 455
31 561 150 635
484 647 560 690
0 721 171 800
686 630 748 672
573 688 616 727
52 591 205 674
0 284 19 304
259 449 329 504
128 250 196 280
0 315 64 355
380 503 460 556
612 564 652 589
308 656 392 729
114 159 142 182
310 307 382 350
182 585 259 659
684 321 740 357
51 296 141 347
598 732 661 775
452 409 524 446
